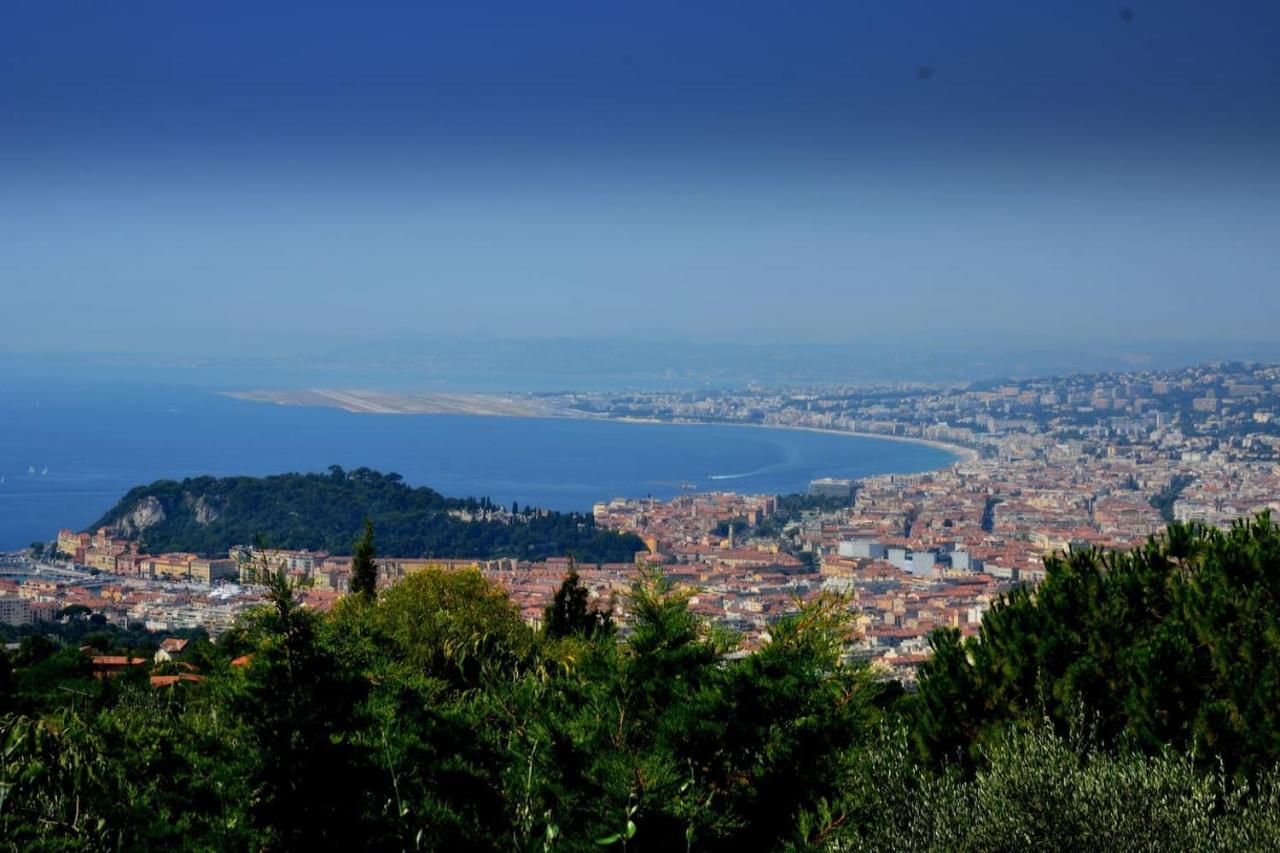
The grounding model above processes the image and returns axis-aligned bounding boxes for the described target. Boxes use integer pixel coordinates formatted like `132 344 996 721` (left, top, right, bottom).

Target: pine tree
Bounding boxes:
350 518 378 597
912 512 1280 778
238 546 370 849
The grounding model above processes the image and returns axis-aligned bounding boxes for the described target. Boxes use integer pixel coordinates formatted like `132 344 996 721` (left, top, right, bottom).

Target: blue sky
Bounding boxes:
2 1 1278 356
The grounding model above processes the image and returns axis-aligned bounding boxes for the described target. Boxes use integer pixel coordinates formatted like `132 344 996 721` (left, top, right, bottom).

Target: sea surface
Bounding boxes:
0 376 956 551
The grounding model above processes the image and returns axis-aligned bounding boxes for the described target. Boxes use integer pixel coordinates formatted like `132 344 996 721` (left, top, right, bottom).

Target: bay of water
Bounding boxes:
0 377 955 551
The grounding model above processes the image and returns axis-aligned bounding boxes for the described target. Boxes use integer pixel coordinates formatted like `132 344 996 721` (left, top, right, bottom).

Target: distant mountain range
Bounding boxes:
89 467 645 563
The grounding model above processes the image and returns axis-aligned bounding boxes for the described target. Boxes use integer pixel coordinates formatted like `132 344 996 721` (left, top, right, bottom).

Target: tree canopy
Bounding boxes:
88 467 645 563
912 513 1280 780
543 565 614 640
6 514 1280 849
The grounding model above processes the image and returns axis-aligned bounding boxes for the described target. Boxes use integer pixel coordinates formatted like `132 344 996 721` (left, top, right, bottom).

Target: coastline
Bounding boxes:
0 390 976 549
602 415 979 469
225 388 977 477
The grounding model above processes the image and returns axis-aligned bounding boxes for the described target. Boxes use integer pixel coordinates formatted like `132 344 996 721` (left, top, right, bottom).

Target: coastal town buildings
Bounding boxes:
17 361 1280 682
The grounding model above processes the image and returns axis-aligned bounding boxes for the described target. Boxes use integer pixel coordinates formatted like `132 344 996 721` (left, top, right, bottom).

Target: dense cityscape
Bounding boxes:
8 2 1279 846
6 360 1278 684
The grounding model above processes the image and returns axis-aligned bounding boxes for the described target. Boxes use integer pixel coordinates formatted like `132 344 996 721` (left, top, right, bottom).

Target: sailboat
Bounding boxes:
28 465 35 475
41 466 48 476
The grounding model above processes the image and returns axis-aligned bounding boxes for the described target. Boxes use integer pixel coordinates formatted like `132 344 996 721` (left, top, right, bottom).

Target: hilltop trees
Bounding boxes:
88 468 645 562
912 513 1280 779
0 560 892 849
5 514 1280 848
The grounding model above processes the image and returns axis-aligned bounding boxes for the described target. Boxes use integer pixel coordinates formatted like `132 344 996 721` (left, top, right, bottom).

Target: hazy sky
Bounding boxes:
3 1 1278 356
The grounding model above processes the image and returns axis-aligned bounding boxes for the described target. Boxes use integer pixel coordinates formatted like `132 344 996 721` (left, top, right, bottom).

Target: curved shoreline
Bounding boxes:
225 389 977 481
600 415 979 471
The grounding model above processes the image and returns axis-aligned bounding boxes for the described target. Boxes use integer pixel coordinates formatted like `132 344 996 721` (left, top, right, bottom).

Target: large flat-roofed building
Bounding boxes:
114 553 149 576
377 558 484 587
234 547 324 581
190 558 237 585
838 539 887 559
147 555 196 581
86 552 120 572
808 477 856 499
0 595 33 626
909 551 938 577
56 529 81 558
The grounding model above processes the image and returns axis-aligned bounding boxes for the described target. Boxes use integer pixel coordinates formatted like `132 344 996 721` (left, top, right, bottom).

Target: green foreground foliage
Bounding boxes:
4 514 1280 850
914 513 1280 779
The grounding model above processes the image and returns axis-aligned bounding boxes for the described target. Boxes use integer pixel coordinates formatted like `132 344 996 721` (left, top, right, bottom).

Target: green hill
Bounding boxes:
88 466 644 563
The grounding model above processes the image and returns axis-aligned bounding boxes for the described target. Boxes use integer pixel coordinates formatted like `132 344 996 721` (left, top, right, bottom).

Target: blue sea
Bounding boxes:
0 374 955 551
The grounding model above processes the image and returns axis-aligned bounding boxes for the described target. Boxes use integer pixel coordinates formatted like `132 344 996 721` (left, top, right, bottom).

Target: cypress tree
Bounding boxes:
350 518 378 597
543 560 613 639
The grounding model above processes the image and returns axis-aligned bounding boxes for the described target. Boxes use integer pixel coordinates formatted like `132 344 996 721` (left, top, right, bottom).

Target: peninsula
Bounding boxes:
225 388 568 417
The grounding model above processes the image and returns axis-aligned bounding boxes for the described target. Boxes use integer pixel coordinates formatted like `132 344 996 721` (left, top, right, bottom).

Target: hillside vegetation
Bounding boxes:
88 466 645 563
913 513 1280 779
3 514 1279 849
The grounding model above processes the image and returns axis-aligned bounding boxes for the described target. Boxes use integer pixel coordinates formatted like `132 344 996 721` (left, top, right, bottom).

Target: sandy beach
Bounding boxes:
227 388 979 472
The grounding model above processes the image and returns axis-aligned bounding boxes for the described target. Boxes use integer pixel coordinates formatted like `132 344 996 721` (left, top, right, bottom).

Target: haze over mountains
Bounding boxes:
8 336 1280 391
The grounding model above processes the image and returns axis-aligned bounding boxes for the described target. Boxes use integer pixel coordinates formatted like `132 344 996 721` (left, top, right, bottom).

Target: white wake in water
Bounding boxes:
708 441 804 481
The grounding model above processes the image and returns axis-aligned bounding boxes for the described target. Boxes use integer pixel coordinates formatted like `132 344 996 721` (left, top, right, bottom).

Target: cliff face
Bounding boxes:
104 490 222 539
110 495 167 537
193 496 221 525
178 490 224 526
